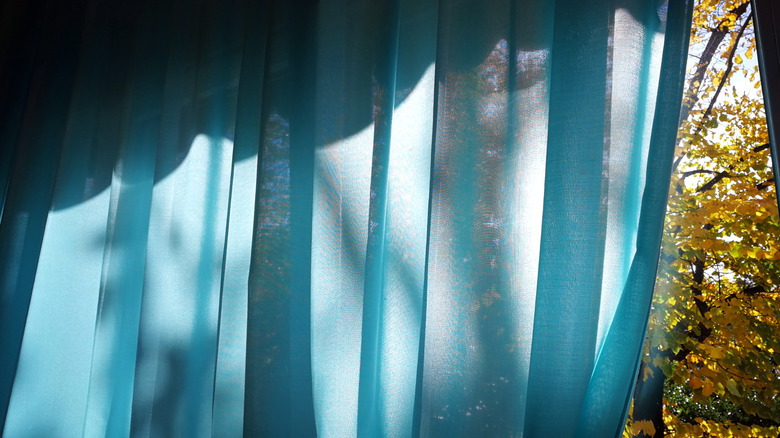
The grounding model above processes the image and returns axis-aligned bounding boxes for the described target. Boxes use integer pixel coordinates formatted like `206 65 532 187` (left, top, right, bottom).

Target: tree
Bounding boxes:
626 0 780 436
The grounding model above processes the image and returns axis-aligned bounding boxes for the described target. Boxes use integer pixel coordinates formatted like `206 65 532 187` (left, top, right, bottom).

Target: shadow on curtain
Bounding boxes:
0 0 692 436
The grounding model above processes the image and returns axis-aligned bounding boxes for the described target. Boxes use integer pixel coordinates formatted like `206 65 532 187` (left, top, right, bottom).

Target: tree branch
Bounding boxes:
725 285 767 302
753 143 770 152
700 14 752 124
682 169 718 178
757 179 775 190
714 361 765 387
697 170 731 193
674 4 753 170
679 1 751 122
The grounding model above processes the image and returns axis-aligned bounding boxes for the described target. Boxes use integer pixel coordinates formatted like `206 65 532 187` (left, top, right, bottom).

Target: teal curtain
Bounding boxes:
0 0 692 436
753 0 780 206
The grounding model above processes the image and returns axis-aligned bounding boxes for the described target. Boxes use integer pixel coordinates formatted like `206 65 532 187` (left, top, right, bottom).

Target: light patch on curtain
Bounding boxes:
142 134 231 337
505 45 551 431
4 190 109 438
211 140 256 438
379 62 434 436
311 123 373 437
595 7 665 357
131 133 233 437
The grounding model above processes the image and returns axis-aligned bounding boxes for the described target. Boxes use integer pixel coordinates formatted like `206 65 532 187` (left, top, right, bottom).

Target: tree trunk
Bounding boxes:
632 350 667 437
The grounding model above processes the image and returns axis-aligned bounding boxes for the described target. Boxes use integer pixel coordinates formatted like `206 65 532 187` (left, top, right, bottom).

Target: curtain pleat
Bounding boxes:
212 1 267 436
0 0 91 432
0 0 693 436
752 0 780 210
577 2 694 436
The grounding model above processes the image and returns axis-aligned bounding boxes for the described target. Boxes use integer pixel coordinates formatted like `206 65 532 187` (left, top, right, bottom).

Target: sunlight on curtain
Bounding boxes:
0 0 694 436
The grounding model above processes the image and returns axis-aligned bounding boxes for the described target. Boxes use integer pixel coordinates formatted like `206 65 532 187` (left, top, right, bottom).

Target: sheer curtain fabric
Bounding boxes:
0 0 692 436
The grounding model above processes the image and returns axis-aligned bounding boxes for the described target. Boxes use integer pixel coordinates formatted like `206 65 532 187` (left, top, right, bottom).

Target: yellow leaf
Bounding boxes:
643 365 654 381
708 345 727 360
735 54 743 65
689 375 703 389
702 379 715 397
631 420 656 438
726 379 740 396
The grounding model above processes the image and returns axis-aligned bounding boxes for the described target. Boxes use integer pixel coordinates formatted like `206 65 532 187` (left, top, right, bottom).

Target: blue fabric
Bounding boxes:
752 0 780 209
0 0 691 436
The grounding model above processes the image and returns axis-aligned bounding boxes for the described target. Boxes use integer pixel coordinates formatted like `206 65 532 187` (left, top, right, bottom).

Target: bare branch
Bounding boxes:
674 4 753 170
757 179 775 190
697 170 731 193
700 14 752 123
753 143 771 152
680 1 751 122
681 169 718 178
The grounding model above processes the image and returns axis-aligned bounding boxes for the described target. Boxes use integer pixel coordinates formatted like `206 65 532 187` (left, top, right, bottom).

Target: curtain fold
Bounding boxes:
752 0 780 208
0 0 692 436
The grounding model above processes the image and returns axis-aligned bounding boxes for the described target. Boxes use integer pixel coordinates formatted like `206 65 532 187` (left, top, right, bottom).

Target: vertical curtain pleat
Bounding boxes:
85 3 167 437
212 2 267 437
577 1 694 436
0 0 694 436
752 0 780 210
0 0 89 432
369 1 438 436
418 1 552 436
244 0 318 436
524 0 612 434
